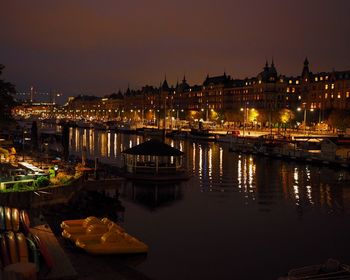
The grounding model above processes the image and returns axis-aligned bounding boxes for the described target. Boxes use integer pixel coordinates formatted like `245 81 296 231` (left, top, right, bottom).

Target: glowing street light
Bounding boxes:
297 104 314 135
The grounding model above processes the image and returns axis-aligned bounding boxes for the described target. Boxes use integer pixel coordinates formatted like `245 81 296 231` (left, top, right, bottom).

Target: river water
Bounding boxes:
69 128 350 280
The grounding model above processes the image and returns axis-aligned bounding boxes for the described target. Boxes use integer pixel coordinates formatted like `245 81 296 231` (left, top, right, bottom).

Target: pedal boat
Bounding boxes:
60 216 101 230
75 230 148 255
62 221 124 242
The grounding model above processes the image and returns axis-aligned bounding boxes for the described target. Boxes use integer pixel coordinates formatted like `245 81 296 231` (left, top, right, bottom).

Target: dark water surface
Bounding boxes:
69 128 350 280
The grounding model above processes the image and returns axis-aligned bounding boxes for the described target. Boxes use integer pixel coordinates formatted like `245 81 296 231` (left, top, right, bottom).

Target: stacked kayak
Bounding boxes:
0 206 52 279
61 216 148 255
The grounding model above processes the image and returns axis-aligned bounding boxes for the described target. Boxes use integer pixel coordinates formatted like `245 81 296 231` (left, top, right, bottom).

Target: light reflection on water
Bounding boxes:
68 128 350 280
68 128 350 212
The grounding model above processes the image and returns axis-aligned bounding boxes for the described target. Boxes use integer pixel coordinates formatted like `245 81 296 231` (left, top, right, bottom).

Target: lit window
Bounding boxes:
347 92 350 98
259 80 262 84
286 87 290 93
289 80 292 84
296 80 299 84
325 93 328 99
298 95 301 100
337 93 341 99
292 87 295 93
331 94 334 99
331 84 335 89
325 84 328 90
320 76 323 81
315 77 318 82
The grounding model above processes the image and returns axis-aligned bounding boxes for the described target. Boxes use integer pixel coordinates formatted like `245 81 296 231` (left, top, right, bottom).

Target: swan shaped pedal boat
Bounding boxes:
75 230 148 255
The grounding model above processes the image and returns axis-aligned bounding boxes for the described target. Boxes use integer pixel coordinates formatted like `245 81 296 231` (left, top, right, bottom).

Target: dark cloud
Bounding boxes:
1 0 350 97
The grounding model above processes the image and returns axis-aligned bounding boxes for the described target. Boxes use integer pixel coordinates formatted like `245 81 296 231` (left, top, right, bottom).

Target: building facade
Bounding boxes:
13 59 350 127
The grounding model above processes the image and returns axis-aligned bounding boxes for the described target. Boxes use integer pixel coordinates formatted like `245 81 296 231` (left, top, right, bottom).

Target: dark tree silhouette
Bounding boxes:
328 110 350 130
0 64 16 122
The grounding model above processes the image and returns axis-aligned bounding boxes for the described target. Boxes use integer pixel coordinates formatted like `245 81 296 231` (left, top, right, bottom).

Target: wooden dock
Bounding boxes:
30 225 77 280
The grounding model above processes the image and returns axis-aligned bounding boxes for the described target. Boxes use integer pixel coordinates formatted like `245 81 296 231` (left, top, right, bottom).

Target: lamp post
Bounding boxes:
240 105 248 138
297 104 314 135
303 107 307 135
240 107 245 137
206 103 209 121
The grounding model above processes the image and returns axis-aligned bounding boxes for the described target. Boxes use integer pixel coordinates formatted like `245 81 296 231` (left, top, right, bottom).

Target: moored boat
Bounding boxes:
188 128 216 141
75 230 148 255
61 217 124 242
61 216 101 230
279 259 350 279
61 216 147 255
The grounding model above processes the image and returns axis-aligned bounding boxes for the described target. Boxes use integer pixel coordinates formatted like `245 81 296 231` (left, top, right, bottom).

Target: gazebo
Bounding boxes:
122 139 188 180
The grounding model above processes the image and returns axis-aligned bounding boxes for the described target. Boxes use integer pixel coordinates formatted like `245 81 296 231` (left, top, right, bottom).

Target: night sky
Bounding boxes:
1 0 350 98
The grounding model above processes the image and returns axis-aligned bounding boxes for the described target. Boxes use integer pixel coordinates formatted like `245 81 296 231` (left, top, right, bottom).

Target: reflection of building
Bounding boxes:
119 182 183 210
278 162 346 214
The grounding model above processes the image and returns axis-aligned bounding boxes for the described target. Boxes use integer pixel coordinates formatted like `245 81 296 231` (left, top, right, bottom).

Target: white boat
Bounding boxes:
278 259 350 280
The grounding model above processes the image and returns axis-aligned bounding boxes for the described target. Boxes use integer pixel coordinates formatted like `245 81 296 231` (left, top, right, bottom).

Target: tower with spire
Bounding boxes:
302 57 310 81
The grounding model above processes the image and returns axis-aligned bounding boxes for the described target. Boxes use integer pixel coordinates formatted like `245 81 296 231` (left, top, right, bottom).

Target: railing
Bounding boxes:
126 163 182 174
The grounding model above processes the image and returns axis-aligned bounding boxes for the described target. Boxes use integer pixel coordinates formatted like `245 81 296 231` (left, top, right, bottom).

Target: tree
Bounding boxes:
328 110 350 131
279 109 295 127
0 64 16 122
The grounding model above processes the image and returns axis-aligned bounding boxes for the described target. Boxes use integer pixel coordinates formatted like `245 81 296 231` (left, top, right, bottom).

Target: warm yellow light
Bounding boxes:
248 109 259 122
280 109 295 124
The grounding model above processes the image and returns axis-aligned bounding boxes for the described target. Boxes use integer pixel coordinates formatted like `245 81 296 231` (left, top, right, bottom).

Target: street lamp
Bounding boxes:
241 102 249 138
297 104 314 135
240 107 246 137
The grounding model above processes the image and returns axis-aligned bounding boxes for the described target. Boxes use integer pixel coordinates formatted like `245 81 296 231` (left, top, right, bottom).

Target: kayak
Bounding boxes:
11 208 20 232
75 230 148 255
32 233 54 270
6 231 19 264
16 232 29 262
0 207 5 231
26 237 40 272
20 210 30 234
0 233 10 266
5 207 12 231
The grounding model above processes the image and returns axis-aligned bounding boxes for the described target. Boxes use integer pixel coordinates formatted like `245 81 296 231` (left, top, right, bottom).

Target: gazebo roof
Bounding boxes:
122 139 184 156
